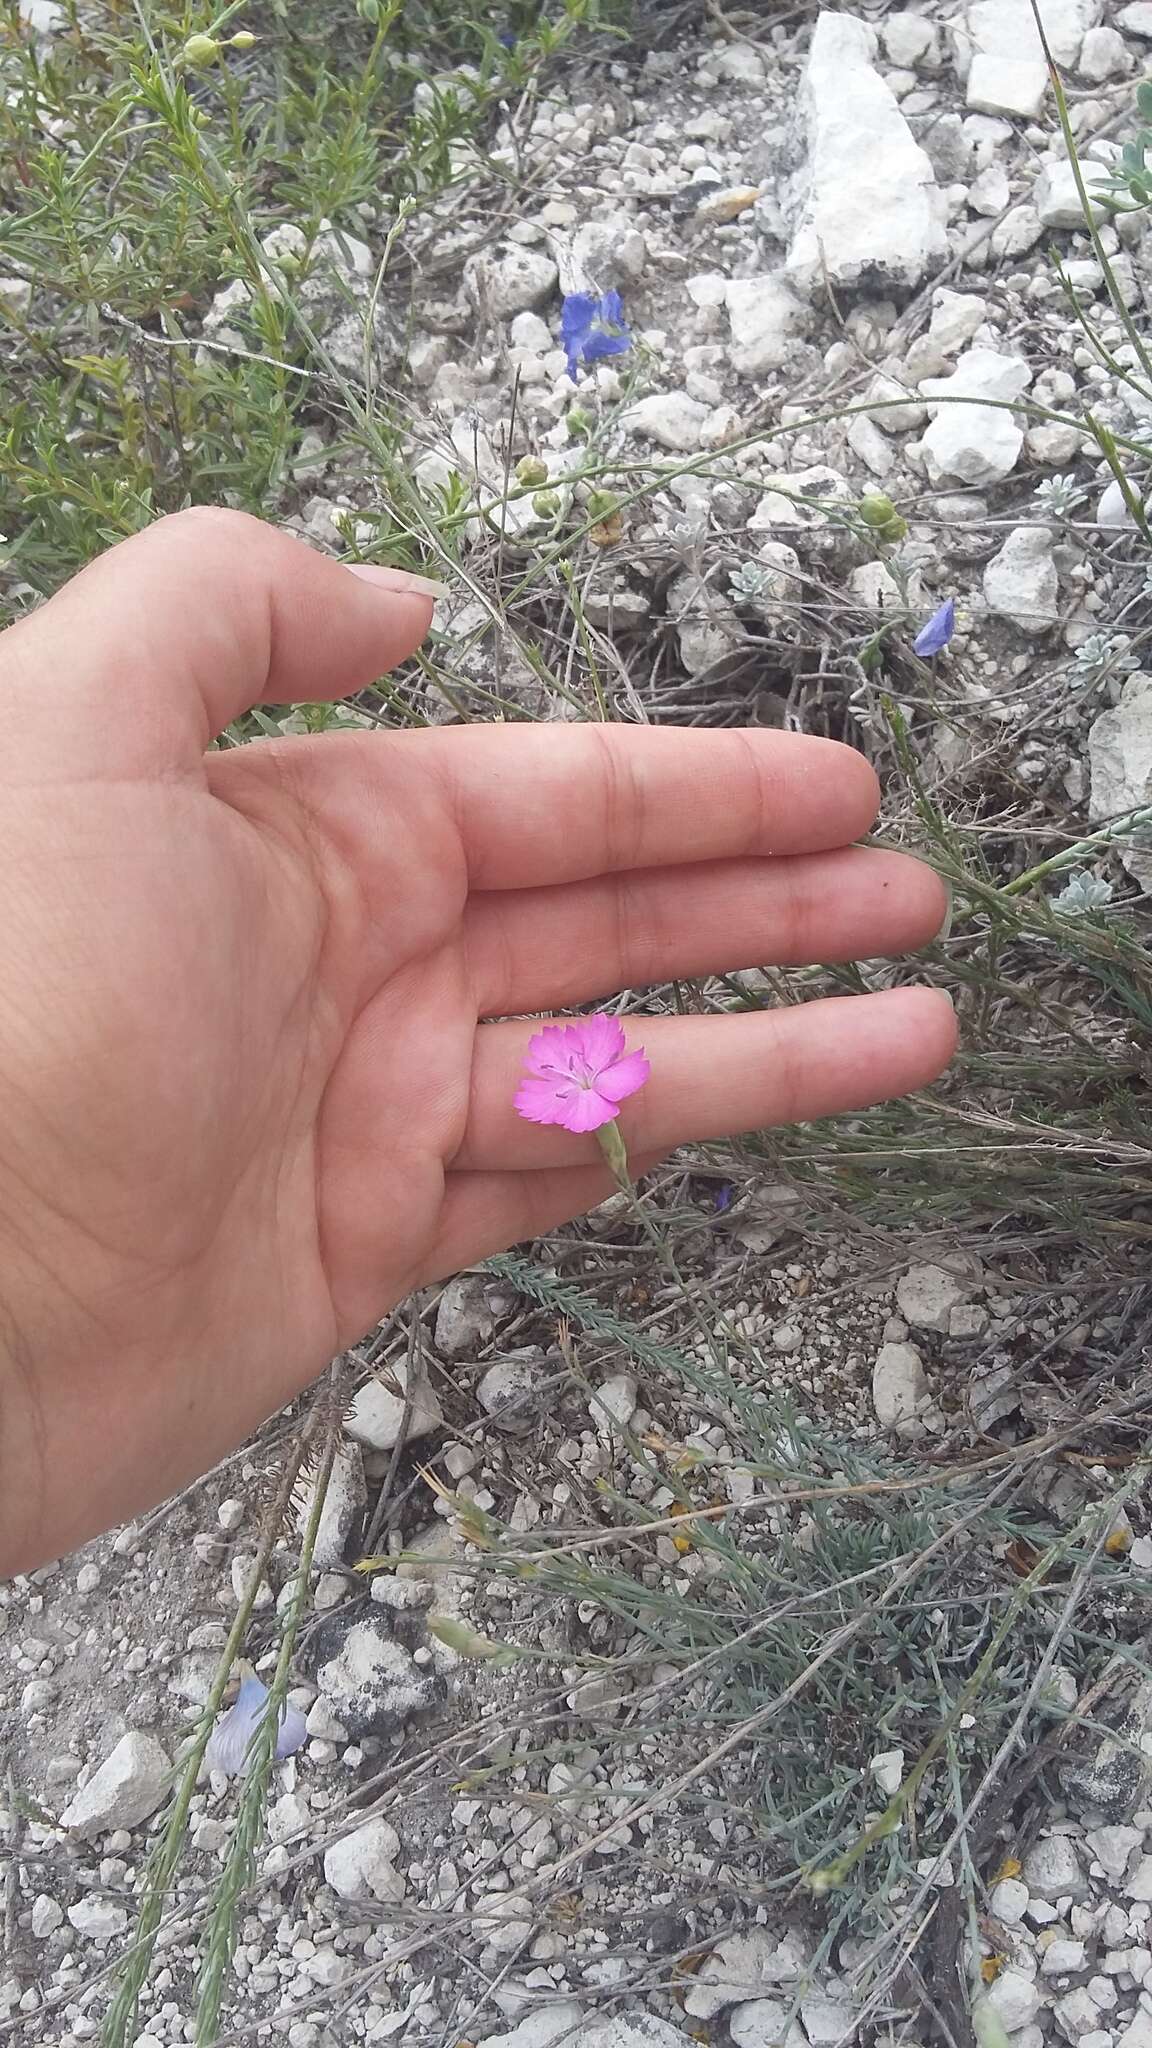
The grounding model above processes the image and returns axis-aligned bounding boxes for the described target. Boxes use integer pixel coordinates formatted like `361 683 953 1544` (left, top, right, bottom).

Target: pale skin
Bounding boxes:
0 510 957 1575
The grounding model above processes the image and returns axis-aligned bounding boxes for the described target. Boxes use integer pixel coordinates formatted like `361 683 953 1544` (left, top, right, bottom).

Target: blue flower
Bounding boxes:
912 597 955 658
205 1673 307 1778
559 290 630 382
713 1184 734 1213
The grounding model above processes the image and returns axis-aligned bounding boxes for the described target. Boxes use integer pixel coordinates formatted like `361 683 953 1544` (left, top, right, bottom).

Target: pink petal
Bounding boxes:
514 1074 580 1126
524 1024 585 1081
572 1013 627 1070
596 1048 650 1103
563 1086 620 1133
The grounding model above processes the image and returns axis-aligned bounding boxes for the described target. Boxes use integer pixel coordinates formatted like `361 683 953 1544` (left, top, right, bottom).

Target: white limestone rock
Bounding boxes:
919 347 1032 485
962 0 1101 117
725 274 812 374
67 1898 129 1941
729 2002 808 2048
966 52 1047 118
344 1364 443 1451
927 289 988 357
592 1373 639 1434
1023 1833 1089 1901
434 1273 495 1359
59 1733 170 1838
620 390 710 452
1035 156 1103 230
1089 673 1152 890
983 525 1060 632
323 1818 406 1903
685 1928 811 2019
1079 24 1131 78
785 12 945 300
872 1341 931 1432
978 1969 1041 2033
297 1439 366 1571
464 242 557 319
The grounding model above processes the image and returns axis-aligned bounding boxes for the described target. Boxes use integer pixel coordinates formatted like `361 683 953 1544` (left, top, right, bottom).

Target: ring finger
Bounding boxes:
452 988 956 1172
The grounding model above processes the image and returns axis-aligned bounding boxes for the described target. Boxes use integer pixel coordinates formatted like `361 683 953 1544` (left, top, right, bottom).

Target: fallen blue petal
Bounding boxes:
205 1674 307 1778
559 289 630 381
912 597 955 658
714 1184 734 1213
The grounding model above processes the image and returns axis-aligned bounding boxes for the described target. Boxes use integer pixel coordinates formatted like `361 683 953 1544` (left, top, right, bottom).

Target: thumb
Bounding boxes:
0 508 441 775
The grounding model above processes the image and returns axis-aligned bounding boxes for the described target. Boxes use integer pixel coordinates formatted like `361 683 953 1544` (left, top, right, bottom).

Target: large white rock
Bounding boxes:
729 2001 808 2048
801 1992 862 2046
685 1928 811 2019
748 464 854 535
1035 155 1104 229
983 526 1060 632
927 289 988 356
882 12 938 68
476 1349 545 1434
1079 24 1130 77
344 1363 442 1451
1097 478 1140 531
620 390 710 452
725 274 812 374
18 0 63 30
433 1273 493 1359
1119 3 1152 36
977 1969 1041 2033
785 12 945 300
323 1818 406 1903
897 1263 977 1332
919 347 1032 485
67 1897 129 1940
872 1342 929 1430
30 1894 63 1938
959 0 1090 83
297 1440 365 1570
1089 672 1152 889
59 1733 170 1838
463 243 557 319
558 218 647 294
1024 1833 1088 1899
314 1612 438 1735
966 51 1048 117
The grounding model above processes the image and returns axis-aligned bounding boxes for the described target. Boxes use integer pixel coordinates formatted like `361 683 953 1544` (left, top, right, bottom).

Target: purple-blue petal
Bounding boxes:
912 597 955 658
583 328 631 365
205 1674 307 1777
275 1703 308 1760
559 293 596 351
559 289 630 380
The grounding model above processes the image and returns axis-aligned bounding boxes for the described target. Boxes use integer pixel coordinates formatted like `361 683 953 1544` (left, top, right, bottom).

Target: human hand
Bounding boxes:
0 511 955 1571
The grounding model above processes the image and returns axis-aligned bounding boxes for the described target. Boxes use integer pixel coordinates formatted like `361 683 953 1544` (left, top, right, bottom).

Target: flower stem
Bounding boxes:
595 1119 632 1192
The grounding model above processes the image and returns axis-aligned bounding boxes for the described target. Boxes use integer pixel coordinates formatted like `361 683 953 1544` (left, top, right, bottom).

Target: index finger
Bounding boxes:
411 724 881 888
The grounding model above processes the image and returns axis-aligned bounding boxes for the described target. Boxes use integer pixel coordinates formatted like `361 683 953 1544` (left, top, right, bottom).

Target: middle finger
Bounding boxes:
465 846 947 1016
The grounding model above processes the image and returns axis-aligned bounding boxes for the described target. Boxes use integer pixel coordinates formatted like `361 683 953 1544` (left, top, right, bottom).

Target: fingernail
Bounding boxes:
346 563 448 599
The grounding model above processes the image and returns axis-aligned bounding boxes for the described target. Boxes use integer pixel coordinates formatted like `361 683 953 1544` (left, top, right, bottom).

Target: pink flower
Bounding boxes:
514 1014 650 1134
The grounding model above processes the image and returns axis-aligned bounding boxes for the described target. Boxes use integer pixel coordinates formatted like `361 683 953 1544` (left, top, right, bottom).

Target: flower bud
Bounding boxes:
182 31 221 65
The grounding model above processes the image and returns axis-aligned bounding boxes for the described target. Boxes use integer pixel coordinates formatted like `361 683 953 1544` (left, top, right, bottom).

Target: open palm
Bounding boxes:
0 512 955 1570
